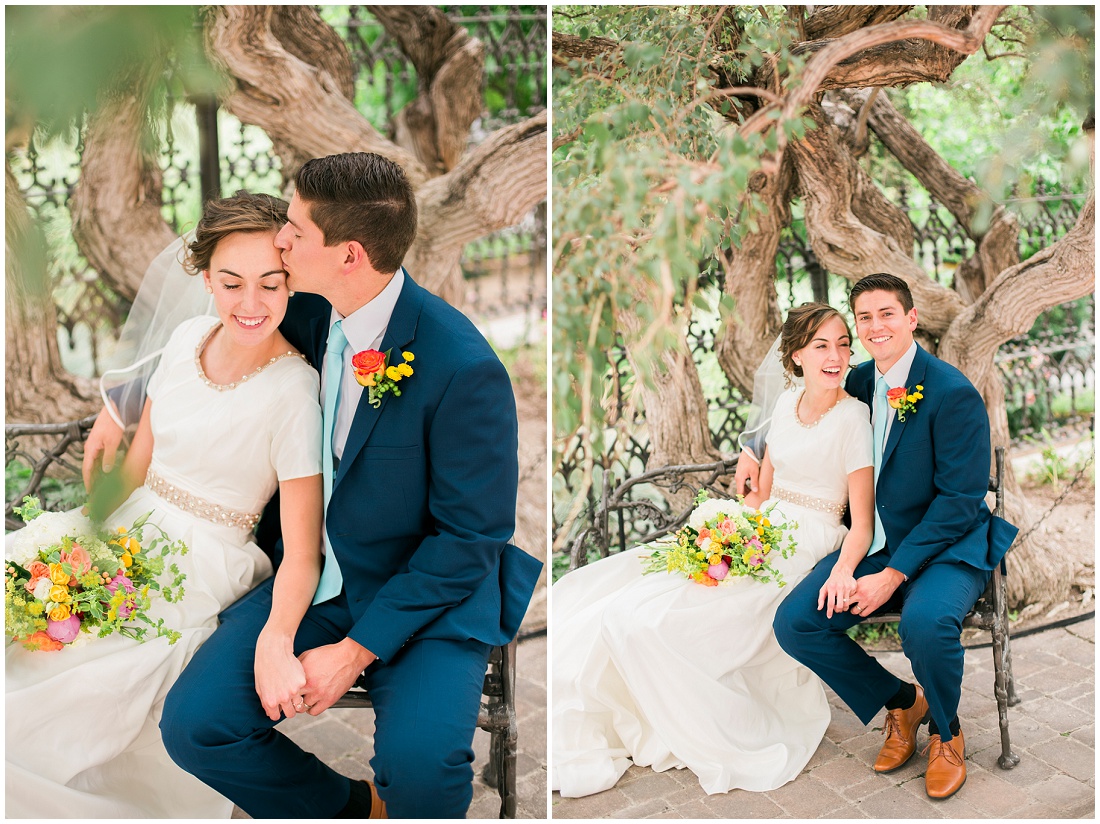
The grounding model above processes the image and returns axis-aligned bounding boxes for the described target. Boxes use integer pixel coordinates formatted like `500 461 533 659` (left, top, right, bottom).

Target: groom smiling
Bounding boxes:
150 153 542 818
771 274 1016 800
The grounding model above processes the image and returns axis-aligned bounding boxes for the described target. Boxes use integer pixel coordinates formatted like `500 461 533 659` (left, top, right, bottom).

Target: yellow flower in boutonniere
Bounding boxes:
352 348 416 408
886 384 923 422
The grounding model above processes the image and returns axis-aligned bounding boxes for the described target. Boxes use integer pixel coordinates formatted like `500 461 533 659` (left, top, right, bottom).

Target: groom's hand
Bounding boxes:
849 568 905 617
298 637 378 715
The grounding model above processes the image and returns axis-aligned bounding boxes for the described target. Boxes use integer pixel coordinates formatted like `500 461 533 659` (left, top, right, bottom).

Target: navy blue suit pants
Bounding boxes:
774 548 990 740
160 579 491 819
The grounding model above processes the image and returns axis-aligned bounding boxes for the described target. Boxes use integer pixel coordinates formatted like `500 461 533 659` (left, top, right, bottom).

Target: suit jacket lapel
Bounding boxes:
882 344 929 469
335 271 424 486
307 313 329 369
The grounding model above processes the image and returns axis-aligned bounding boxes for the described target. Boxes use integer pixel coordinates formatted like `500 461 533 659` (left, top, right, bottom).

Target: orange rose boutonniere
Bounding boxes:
352 348 415 408
886 384 923 422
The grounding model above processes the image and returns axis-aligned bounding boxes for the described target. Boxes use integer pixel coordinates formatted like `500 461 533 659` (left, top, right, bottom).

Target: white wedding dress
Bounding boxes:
552 388 873 797
6 316 322 818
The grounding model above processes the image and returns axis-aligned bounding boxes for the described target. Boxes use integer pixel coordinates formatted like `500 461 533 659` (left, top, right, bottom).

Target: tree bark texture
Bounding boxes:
69 61 177 303
207 6 546 304
789 104 964 335
715 161 792 396
370 6 486 175
6 164 97 423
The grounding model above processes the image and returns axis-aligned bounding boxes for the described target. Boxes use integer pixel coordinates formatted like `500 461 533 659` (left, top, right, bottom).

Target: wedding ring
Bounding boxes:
296 699 312 711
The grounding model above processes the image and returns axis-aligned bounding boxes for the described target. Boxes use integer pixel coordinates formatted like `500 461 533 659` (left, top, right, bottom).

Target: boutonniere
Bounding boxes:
351 348 415 408
886 384 923 422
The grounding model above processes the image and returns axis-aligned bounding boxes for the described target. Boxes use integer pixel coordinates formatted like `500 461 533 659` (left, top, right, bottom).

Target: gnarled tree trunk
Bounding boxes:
6 163 96 423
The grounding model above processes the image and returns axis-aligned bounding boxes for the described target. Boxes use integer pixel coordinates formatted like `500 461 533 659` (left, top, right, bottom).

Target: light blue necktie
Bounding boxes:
313 320 346 604
867 376 889 556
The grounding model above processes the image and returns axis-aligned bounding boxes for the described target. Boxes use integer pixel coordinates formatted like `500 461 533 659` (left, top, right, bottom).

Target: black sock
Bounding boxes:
336 779 373 818
885 681 917 711
929 716 961 738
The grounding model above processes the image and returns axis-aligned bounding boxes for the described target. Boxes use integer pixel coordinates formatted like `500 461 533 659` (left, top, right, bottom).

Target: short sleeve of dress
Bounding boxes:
841 400 874 474
764 390 797 448
269 363 323 481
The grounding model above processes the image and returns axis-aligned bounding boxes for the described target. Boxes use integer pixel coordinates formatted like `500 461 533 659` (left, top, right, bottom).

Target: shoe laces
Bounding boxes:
882 708 907 743
922 735 964 767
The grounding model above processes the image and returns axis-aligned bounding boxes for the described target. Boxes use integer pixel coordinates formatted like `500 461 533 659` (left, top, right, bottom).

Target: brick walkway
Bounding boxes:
552 618 1094 819
232 633 547 819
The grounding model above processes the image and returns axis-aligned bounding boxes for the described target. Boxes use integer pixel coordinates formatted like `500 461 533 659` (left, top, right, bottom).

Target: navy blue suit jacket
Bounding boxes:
268 273 542 662
845 345 1017 578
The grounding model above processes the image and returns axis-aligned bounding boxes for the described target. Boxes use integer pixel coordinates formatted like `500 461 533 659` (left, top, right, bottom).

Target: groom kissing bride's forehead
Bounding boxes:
164 152 542 819
775 272 1017 802
73 151 541 819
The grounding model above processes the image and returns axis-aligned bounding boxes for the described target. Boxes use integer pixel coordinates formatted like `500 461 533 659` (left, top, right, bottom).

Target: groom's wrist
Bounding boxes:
338 636 378 671
883 566 907 586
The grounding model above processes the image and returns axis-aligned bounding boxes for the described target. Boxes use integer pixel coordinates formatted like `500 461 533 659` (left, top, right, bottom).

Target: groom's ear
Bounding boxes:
343 240 367 269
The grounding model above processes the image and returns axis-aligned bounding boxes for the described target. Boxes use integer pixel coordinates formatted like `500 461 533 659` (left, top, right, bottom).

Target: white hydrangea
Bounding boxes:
7 510 88 567
687 496 743 530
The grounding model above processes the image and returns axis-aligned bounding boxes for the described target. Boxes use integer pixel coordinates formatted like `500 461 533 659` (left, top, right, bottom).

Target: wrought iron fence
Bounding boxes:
553 188 1094 557
8 5 547 380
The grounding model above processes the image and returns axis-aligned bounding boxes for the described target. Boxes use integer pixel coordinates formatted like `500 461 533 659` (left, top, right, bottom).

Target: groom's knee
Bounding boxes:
160 680 215 771
773 583 821 655
375 734 475 817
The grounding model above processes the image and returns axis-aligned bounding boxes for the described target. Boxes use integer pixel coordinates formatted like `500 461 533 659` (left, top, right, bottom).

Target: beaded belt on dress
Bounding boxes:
144 469 261 530
770 483 847 518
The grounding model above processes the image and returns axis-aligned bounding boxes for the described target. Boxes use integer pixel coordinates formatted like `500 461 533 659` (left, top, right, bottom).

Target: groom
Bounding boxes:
746 274 1015 799
84 153 541 818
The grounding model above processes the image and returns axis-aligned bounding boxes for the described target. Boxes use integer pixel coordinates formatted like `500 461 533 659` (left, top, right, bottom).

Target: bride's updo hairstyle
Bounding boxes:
779 303 851 379
183 191 289 276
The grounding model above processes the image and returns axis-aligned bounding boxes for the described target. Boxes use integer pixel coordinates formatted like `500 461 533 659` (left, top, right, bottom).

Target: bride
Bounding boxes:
6 192 324 817
552 303 875 798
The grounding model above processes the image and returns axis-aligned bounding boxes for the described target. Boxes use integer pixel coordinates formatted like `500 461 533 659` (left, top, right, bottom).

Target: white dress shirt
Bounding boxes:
873 341 919 452
321 268 404 460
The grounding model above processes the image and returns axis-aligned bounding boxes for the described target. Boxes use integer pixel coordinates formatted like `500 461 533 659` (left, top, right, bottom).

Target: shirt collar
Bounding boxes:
327 268 405 354
878 341 919 388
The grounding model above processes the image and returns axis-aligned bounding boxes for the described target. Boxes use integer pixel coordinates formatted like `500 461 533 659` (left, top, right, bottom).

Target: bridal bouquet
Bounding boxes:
5 497 188 651
640 491 797 587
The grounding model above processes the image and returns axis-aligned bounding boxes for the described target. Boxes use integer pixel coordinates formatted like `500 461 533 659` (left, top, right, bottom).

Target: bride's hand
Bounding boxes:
817 567 857 619
254 630 308 721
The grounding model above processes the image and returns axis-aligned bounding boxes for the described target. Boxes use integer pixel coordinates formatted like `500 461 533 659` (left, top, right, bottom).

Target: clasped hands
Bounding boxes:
255 636 377 722
818 567 904 619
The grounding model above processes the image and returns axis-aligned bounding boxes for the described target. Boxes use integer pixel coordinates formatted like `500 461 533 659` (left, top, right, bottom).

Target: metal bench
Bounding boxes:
5 418 523 817
566 446 1020 770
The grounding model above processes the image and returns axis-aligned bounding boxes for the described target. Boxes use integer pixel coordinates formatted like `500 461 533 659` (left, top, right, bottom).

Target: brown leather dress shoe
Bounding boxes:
873 685 929 772
366 780 388 819
925 729 966 799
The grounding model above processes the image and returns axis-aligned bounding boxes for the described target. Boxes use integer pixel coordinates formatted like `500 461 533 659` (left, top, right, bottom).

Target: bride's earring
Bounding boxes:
288 290 295 297
205 286 213 294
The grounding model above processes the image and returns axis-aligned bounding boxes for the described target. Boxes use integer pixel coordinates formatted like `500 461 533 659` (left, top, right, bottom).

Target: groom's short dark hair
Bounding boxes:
848 273 914 313
295 153 418 274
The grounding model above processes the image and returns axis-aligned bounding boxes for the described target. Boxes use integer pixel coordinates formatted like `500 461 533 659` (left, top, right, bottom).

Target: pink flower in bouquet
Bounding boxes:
46 614 81 644
106 572 138 618
719 518 736 536
708 561 730 581
61 544 92 576
747 536 763 550
695 528 713 552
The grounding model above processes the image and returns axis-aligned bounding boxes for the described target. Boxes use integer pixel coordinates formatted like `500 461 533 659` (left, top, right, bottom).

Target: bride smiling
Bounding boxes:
6 191 324 818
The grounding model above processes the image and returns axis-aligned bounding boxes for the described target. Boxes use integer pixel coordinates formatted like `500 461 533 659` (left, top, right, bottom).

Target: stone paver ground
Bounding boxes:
232 633 547 819
552 619 1094 819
